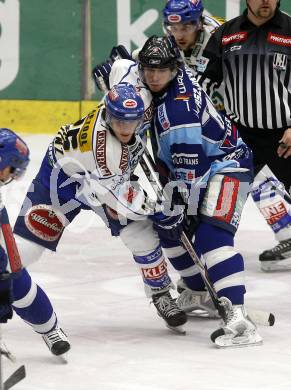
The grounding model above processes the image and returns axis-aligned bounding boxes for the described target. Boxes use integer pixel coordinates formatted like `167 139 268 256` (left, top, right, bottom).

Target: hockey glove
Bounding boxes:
0 275 13 323
150 207 185 242
92 61 112 92
109 45 132 62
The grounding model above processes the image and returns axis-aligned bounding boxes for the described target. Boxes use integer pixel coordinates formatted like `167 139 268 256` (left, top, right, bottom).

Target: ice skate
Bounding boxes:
259 238 291 271
210 304 263 348
42 325 71 356
176 279 219 319
152 291 187 334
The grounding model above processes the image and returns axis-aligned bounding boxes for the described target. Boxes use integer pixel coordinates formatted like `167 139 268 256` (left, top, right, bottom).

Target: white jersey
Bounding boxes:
50 104 153 221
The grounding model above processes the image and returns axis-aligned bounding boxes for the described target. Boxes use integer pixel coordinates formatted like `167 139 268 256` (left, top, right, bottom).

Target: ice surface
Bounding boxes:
1 134 291 390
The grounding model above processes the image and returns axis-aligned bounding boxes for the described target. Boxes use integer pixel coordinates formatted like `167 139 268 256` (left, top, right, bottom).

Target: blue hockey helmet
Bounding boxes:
105 83 144 122
0 128 30 182
163 0 204 26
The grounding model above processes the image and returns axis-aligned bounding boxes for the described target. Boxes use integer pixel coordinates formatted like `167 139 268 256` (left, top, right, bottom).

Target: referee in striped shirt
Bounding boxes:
198 0 291 270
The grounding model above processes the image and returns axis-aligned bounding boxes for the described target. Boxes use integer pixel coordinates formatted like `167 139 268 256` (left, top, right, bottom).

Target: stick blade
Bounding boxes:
4 365 26 390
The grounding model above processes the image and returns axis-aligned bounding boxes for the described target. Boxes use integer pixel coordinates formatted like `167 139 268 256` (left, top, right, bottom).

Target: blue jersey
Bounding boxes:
151 65 252 203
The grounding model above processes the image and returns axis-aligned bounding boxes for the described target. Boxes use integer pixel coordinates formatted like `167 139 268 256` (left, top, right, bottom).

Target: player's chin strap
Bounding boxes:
139 146 275 327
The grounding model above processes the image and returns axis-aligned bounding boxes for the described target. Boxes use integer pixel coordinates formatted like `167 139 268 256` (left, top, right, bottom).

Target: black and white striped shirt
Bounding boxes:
198 9 291 131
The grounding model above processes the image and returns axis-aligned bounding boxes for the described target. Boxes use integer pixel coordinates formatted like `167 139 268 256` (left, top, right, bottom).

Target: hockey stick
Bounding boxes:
3 365 26 390
139 148 275 327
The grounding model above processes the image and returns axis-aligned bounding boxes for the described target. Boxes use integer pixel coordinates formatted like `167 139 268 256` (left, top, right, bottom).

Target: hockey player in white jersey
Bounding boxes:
12 83 188 349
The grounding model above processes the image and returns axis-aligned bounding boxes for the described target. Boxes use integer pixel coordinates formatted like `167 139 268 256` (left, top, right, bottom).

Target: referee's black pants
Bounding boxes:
237 125 291 194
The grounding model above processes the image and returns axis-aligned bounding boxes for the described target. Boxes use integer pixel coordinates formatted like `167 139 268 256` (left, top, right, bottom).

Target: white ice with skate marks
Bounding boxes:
1 134 291 390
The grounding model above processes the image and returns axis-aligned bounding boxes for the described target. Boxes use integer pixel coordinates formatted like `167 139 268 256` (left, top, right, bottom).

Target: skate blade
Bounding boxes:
214 333 263 348
261 259 291 272
186 309 219 319
166 324 186 335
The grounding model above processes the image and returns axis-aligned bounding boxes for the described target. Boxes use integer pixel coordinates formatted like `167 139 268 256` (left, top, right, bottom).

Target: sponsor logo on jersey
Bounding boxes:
222 32 248 45
167 14 181 23
96 130 112 177
175 170 195 182
177 69 186 94
25 205 64 242
157 103 170 130
260 201 288 225
79 109 97 152
267 32 291 47
273 53 288 71
119 144 129 174
142 259 167 280
173 153 199 167
123 99 137 108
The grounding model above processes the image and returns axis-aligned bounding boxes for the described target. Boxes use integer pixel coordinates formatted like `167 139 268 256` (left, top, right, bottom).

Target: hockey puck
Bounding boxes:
268 313 275 326
210 328 225 343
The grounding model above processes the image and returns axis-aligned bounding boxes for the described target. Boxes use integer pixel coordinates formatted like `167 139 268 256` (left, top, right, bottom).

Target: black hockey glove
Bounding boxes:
92 61 112 92
109 45 132 62
0 275 13 323
150 206 185 242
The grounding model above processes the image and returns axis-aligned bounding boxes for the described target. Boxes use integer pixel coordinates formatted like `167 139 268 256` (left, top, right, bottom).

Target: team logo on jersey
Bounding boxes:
267 32 291 47
167 14 182 23
157 103 170 130
273 53 288 71
123 99 137 108
25 205 65 242
222 32 248 45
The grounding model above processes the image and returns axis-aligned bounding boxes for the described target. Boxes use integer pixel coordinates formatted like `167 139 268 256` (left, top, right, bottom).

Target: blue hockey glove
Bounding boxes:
92 61 112 91
150 208 184 242
0 275 13 323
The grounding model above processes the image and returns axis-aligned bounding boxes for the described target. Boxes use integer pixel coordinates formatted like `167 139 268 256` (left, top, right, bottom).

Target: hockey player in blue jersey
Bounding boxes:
0 129 30 324
0 129 71 356
136 35 263 347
